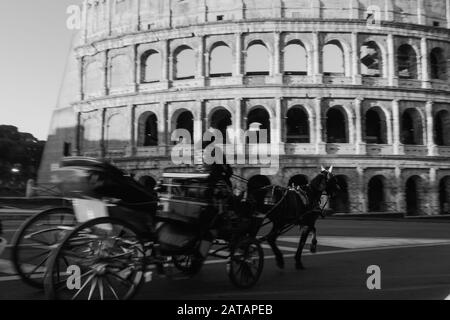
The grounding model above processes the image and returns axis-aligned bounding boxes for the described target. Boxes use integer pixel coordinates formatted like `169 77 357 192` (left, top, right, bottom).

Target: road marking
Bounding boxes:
2 241 450 283
279 236 450 249
261 244 298 252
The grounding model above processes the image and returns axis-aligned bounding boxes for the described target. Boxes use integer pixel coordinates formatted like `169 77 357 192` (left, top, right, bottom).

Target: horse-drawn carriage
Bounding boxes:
11 158 266 299
11 157 339 300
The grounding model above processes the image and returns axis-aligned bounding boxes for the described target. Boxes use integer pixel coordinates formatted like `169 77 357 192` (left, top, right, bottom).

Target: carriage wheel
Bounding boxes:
228 237 264 289
172 254 204 276
44 217 145 300
11 207 76 289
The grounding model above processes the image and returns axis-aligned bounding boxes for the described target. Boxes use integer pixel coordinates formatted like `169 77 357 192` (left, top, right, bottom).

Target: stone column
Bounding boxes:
82 0 88 43
128 105 136 156
421 38 431 89
392 99 403 155
426 101 437 156
352 32 362 85
354 98 366 154
312 32 323 84
311 0 321 19
447 0 450 28
315 97 325 154
350 0 359 20
418 0 426 25
103 50 109 96
134 0 141 31
133 44 139 92
357 167 367 213
428 168 440 215
387 34 398 86
234 98 244 162
197 36 206 85
394 167 404 213
273 98 284 147
193 100 205 164
161 39 170 88
100 108 106 158
78 57 84 101
234 33 243 84
272 32 283 83
384 0 394 21
106 0 112 36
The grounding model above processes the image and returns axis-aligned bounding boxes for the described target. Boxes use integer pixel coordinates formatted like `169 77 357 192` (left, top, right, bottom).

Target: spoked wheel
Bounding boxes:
44 217 146 300
228 237 264 289
172 254 204 276
11 207 76 289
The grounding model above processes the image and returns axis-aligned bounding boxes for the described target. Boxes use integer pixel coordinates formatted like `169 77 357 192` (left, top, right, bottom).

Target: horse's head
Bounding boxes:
310 166 341 197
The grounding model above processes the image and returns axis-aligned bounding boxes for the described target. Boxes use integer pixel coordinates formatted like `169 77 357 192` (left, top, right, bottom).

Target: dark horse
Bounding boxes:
252 167 341 270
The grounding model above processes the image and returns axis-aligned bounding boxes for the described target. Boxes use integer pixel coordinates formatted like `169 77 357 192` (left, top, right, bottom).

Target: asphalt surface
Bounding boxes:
1 216 450 300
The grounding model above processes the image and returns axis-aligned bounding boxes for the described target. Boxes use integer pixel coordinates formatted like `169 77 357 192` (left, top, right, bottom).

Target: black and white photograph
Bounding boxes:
0 0 450 306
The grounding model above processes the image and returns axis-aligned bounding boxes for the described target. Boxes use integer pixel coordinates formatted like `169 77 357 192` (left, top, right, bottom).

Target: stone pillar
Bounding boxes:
315 97 325 154
392 99 403 155
235 33 243 83
418 0 426 25
272 32 283 83
351 32 362 85
428 168 440 215
394 167 404 213
421 38 431 89
311 0 321 19
100 108 106 158
447 0 450 28
387 34 398 86
134 0 141 31
357 167 367 213
386 111 394 145
312 32 323 84
273 98 283 147
103 50 109 96
106 0 112 36
133 44 139 92
199 0 207 23
350 0 359 19
197 36 206 85
426 101 437 156
234 98 244 161
354 98 366 154
193 100 205 164
161 39 170 88
128 105 136 156
78 57 84 101
82 0 88 43
384 0 394 21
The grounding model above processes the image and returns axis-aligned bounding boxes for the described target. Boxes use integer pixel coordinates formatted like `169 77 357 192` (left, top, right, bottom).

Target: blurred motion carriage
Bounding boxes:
11 157 265 300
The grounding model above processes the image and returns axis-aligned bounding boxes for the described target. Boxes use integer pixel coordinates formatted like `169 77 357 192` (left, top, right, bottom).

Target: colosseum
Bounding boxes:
39 0 450 216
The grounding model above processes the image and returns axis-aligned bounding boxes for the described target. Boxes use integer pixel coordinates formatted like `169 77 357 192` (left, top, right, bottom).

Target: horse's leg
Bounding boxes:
310 227 318 254
267 225 284 269
295 226 311 270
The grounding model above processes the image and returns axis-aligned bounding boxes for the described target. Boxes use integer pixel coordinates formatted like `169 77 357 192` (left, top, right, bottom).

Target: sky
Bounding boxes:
0 0 79 140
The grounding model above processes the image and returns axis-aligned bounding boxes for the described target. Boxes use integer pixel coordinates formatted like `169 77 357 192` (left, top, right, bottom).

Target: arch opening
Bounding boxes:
174 47 196 80
440 177 450 215
434 110 450 146
330 175 350 213
360 41 382 77
326 107 348 143
397 44 418 79
174 111 194 145
406 176 423 216
430 48 447 81
288 175 309 188
138 112 158 147
401 108 424 145
247 108 271 144
283 42 308 75
210 44 233 77
368 176 386 212
323 41 345 76
210 109 232 142
141 50 162 83
365 108 387 144
246 42 270 76
286 106 310 143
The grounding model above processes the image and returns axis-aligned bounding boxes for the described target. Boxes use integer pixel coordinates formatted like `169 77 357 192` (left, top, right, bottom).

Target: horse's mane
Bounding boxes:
309 172 326 192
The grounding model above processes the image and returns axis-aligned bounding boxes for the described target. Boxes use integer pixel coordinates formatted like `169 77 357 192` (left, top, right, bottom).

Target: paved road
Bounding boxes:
1 217 450 300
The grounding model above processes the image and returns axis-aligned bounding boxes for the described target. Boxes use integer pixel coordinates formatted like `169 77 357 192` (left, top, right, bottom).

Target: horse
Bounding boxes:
256 166 341 270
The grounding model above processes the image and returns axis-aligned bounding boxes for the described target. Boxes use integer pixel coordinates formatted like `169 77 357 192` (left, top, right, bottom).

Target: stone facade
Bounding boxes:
39 0 450 215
